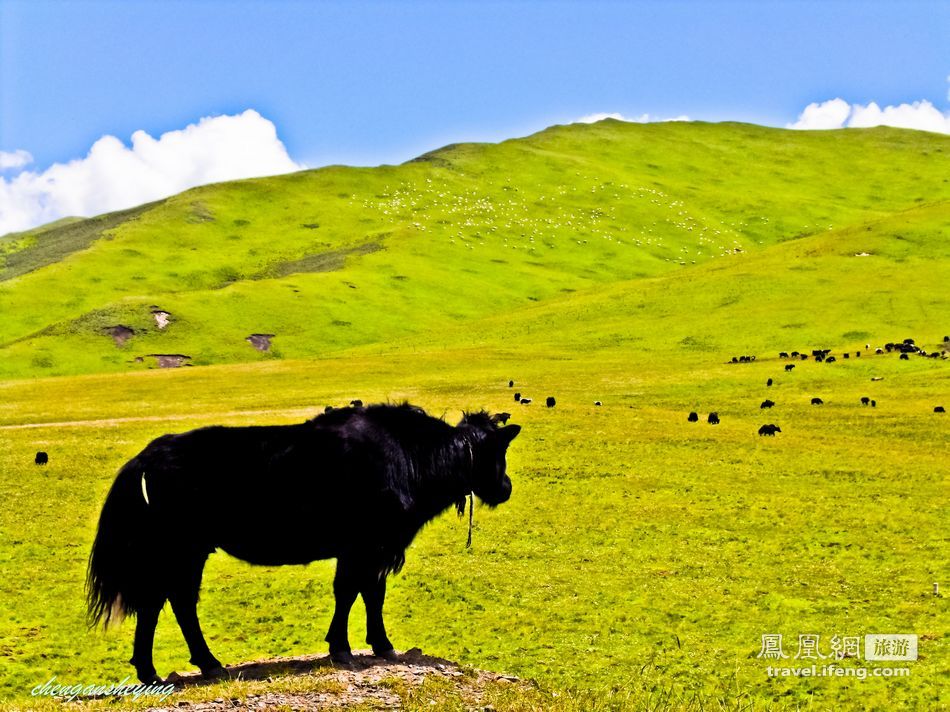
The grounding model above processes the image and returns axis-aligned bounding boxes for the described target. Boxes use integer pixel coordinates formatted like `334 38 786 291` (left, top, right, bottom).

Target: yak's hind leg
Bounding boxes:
325 558 361 664
362 573 396 659
131 596 165 684
168 551 224 677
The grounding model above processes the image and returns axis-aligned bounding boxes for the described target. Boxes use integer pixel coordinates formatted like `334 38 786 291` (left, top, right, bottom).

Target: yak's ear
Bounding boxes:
498 424 521 446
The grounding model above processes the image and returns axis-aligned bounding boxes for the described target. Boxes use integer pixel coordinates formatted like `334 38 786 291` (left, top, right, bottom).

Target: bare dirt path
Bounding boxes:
0 408 318 431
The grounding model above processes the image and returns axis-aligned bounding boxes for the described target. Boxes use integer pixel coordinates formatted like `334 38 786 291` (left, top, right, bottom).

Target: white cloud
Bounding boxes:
789 98 950 134
0 110 302 236
0 149 33 170
575 112 691 124
787 98 852 130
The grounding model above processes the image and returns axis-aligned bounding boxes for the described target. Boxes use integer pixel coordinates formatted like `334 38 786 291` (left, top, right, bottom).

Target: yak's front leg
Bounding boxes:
361 572 396 659
325 559 360 664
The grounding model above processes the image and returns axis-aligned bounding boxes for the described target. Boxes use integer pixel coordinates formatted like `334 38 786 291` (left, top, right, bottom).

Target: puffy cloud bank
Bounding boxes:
0 110 302 236
789 98 950 134
575 112 691 124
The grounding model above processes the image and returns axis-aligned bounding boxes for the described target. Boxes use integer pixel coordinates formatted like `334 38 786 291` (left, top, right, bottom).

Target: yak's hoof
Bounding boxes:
373 647 399 661
137 671 164 685
200 663 228 679
330 650 355 666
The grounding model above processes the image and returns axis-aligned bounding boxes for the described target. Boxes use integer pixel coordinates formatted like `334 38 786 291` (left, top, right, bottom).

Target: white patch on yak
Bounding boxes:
141 472 150 506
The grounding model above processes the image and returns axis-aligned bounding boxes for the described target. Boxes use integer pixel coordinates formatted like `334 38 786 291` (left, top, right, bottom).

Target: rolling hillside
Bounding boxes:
1 120 948 710
1 120 949 379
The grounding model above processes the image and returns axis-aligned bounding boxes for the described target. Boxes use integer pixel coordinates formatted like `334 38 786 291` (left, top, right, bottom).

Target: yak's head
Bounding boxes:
459 412 520 506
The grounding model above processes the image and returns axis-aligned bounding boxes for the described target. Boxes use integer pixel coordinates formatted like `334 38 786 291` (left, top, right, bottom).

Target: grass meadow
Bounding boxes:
0 121 947 709
0 344 947 710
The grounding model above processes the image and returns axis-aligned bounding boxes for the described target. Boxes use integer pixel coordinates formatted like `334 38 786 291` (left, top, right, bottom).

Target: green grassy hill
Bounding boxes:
1 120 948 378
0 121 947 711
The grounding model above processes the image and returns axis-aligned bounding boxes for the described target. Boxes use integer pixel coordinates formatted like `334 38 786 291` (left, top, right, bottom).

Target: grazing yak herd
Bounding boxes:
695 336 948 436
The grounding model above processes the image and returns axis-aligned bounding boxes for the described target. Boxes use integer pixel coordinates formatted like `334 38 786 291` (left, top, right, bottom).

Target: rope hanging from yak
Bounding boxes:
466 491 474 548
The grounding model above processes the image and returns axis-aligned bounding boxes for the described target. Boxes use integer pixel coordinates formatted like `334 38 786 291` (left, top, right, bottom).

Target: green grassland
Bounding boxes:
1 121 949 378
0 121 948 710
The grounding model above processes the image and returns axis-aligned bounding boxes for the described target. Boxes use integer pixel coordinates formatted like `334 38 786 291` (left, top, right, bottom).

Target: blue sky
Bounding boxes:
2 0 948 169
1 0 948 234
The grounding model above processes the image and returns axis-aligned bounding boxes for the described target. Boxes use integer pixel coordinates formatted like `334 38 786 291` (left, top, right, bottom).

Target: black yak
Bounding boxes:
87 404 520 684
513 392 521 402
758 424 781 436
785 364 795 372
811 397 824 405
767 378 773 387
520 398 532 405
936 406 946 413
760 400 775 409
861 397 870 406
34 451 48 465
687 412 699 422
546 397 556 408
708 412 720 425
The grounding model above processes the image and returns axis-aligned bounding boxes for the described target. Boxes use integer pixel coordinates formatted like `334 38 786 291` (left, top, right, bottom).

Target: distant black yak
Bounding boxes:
34 451 48 465
936 406 946 413
594 401 602 406
514 392 521 402
861 397 870 406
766 378 773 387
785 364 795 372
492 412 512 424
811 397 824 405
87 404 520 684
520 398 532 405
707 412 720 425
758 424 781 436
350 399 364 407
546 397 556 408
760 400 775 409
687 411 699 422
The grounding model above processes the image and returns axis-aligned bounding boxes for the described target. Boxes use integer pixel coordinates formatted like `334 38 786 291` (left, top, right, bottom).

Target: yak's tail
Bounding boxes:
86 460 152 628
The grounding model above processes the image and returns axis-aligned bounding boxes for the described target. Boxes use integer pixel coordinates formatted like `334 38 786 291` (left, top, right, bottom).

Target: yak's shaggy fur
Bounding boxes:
87 403 520 683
